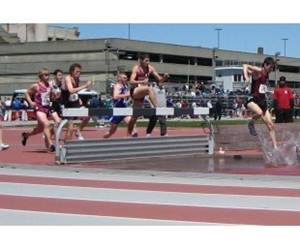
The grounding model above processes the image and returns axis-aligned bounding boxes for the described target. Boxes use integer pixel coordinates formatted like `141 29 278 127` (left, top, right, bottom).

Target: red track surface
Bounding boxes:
1 126 300 176
1 173 300 225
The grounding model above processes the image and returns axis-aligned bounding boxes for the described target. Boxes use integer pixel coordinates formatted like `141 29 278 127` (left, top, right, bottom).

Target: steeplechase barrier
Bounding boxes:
55 107 214 164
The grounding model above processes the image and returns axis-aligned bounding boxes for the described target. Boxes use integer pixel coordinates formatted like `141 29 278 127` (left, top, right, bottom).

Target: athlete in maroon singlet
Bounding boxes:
21 68 61 152
127 54 169 136
61 63 92 140
243 57 277 149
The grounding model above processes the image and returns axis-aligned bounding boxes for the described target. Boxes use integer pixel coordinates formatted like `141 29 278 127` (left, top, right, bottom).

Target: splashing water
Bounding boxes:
256 126 300 167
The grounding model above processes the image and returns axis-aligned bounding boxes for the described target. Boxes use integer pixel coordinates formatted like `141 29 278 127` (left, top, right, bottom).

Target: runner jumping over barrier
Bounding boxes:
243 57 278 149
127 53 169 137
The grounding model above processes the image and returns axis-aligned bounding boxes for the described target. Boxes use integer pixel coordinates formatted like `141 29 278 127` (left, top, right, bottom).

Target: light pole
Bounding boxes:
282 38 288 57
212 48 218 83
128 24 131 40
274 52 280 86
215 28 223 49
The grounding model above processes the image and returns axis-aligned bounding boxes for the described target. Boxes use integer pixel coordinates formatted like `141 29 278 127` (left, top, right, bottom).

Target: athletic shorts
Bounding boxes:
245 97 268 113
51 101 62 116
110 116 125 125
36 106 52 117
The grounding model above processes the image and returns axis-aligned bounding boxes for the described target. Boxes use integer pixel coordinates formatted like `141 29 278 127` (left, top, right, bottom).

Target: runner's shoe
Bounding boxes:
21 132 28 146
0 143 9 151
248 120 257 136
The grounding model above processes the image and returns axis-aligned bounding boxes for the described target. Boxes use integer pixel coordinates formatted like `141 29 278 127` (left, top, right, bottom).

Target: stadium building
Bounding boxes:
0 26 300 95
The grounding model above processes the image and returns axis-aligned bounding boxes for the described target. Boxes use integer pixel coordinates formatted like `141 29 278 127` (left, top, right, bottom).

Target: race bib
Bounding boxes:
258 84 267 94
69 93 79 102
41 92 50 106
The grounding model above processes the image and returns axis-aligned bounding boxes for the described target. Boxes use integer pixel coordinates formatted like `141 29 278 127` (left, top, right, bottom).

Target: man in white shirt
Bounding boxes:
146 83 167 137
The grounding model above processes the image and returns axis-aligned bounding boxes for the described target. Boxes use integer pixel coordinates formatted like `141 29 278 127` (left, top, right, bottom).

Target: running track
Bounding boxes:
1 168 300 225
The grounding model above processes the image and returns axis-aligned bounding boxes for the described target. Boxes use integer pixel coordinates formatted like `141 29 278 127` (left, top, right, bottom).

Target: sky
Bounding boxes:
56 24 300 58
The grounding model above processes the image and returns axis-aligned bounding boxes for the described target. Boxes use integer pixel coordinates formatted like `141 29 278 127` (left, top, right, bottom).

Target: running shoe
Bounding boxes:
0 143 9 151
75 131 85 140
77 135 85 140
49 144 56 152
131 132 138 137
248 120 257 136
21 132 28 146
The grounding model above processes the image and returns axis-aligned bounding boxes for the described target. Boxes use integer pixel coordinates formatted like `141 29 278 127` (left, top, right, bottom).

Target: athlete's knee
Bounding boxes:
43 120 51 129
256 110 264 117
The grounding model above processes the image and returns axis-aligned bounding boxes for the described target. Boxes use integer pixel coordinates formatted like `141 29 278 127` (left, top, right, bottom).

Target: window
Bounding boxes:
234 74 242 82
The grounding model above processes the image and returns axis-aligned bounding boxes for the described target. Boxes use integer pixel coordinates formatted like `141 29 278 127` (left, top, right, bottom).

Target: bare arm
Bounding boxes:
65 76 91 94
243 64 262 82
113 83 130 100
25 84 38 108
150 65 169 84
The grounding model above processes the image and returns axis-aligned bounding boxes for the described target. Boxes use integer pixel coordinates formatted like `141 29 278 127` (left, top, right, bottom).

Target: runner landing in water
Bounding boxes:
243 57 278 149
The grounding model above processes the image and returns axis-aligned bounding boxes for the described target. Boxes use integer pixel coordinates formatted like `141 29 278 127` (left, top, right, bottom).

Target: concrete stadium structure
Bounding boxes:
0 38 300 95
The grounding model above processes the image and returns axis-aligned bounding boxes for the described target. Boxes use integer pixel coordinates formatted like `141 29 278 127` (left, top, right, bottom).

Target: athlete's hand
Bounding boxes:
163 73 169 80
140 78 149 85
30 102 37 109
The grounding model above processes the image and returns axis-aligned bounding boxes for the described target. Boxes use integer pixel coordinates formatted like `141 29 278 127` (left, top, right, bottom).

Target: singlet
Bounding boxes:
134 65 154 82
35 81 52 111
113 83 129 108
61 76 81 108
251 71 269 100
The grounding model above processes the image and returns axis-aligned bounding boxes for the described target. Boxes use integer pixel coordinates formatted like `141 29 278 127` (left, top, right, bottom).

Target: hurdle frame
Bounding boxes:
55 107 214 164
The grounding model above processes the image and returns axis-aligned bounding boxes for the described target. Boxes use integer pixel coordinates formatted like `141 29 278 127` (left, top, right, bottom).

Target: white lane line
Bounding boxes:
1 168 300 189
0 209 221 226
1 182 300 212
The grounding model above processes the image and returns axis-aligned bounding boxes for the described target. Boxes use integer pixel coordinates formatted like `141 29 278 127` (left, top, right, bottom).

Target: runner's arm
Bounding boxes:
243 64 262 82
151 65 169 84
65 76 91 94
25 84 38 108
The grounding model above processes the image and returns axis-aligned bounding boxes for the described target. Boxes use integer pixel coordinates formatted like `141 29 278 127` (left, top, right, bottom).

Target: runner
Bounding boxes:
61 63 92 140
103 73 137 138
21 68 61 152
127 54 169 136
243 57 277 149
50 69 64 117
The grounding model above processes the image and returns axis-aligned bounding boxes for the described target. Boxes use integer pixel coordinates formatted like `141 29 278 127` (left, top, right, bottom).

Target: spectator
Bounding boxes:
294 93 300 119
214 98 223 121
273 76 294 123
0 126 9 151
236 97 244 118
4 97 12 121
20 99 28 121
